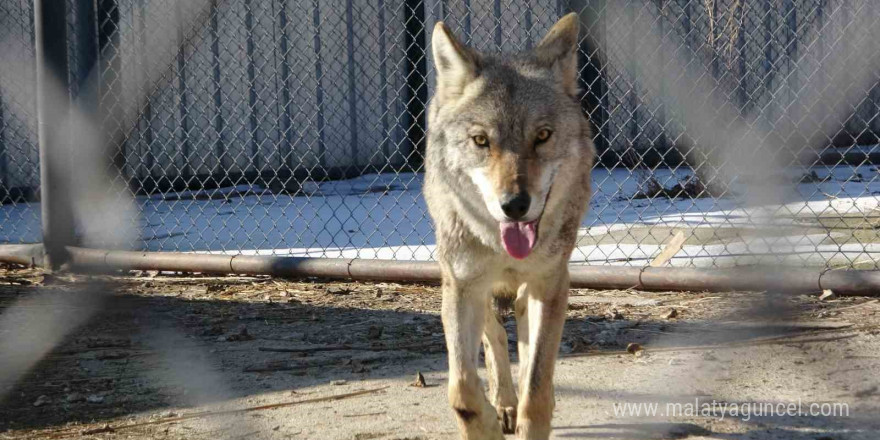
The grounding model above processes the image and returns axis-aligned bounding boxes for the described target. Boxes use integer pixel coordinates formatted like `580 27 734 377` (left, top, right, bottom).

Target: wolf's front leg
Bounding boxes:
516 273 569 440
442 279 504 440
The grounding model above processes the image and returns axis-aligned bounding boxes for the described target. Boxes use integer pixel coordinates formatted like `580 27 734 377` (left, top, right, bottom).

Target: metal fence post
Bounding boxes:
404 0 428 169
572 0 608 160
34 0 75 269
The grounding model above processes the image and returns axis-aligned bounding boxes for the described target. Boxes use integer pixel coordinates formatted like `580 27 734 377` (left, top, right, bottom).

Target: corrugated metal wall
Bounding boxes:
1 0 879 199
592 0 880 167
99 0 413 193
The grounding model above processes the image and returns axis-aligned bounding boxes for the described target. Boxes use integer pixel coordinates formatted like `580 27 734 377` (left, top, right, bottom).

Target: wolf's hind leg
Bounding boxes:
514 284 530 392
482 303 517 434
443 281 504 440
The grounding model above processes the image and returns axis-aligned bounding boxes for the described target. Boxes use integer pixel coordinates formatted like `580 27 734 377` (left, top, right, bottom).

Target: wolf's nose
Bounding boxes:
500 192 531 220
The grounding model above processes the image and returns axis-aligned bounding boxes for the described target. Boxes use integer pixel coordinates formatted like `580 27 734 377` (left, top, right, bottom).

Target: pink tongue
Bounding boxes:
499 221 538 260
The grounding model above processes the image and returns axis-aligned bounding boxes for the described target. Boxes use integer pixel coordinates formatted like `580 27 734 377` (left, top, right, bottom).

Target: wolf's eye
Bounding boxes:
535 128 553 144
472 135 489 148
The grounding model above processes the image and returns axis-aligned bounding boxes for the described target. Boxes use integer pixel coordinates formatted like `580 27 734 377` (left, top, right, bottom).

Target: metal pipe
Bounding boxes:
0 244 45 267
1 244 878 296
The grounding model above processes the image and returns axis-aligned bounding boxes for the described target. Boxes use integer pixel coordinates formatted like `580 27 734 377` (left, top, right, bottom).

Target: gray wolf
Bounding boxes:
423 13 594 440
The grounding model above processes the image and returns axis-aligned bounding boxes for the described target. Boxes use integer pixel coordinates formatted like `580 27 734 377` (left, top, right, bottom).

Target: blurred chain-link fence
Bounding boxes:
2 0 880 269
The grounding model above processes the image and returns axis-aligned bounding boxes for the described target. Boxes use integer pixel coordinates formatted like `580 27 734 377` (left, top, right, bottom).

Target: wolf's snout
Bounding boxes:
500 191 531 220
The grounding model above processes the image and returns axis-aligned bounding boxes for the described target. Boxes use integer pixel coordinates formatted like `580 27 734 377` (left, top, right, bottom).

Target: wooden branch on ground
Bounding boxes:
562 332 857 359
38 386 389 438
650 231 687 267
257 341 443 354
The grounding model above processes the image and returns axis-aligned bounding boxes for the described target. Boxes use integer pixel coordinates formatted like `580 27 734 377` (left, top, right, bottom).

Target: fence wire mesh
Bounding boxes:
2 0 880 269
0 0 40 244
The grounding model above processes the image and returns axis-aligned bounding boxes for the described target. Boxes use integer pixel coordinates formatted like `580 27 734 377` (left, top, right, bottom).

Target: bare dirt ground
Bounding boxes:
1 263 879 440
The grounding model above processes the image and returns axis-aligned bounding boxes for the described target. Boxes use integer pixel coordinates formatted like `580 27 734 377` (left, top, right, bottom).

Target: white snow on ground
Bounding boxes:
3 162 880 267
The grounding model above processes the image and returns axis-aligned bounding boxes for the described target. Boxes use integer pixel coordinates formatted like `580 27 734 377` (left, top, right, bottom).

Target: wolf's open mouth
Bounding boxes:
498 183 554 259
500 220 539 259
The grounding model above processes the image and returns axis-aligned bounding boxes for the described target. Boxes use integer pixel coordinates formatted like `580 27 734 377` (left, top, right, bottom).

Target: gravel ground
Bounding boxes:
1 264 879 439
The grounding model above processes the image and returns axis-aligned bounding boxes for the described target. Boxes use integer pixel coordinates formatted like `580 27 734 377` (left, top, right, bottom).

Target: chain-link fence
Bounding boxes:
0 1 40 243
2 0 880 269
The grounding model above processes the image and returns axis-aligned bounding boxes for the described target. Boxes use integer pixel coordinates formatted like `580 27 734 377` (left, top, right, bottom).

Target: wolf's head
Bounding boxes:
428 13 589 260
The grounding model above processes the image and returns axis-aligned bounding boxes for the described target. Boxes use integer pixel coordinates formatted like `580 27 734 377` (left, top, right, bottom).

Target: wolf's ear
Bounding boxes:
536 13 580 97
432 22 479 96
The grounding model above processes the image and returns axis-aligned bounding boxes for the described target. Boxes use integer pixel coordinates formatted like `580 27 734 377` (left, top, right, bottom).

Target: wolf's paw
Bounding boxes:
498 406 517 434
453 405 505 440
514 418 552 440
